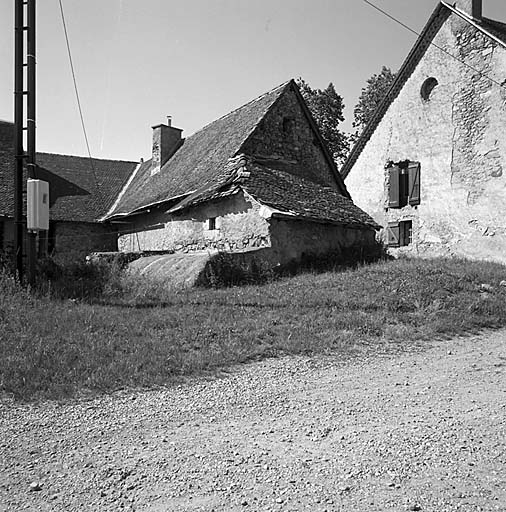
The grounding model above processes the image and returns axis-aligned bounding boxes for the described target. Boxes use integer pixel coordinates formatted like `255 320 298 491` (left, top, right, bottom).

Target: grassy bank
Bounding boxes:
1 257 506 401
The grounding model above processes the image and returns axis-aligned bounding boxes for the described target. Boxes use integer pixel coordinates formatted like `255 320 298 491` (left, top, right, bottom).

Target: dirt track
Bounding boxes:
1 329 505 511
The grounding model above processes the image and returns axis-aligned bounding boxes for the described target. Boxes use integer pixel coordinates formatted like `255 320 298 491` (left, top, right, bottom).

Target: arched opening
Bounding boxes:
420 77 438 101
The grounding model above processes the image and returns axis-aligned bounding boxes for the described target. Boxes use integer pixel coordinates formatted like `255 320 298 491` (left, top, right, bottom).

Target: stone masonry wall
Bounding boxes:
241 87 339 189
269 219 377 263
345 13 506 263
52 222 118 262
118 193 271 253
0 218 117 262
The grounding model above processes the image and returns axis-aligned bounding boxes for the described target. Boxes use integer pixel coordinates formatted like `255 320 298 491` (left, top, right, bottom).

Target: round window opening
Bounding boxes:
421 77 438 101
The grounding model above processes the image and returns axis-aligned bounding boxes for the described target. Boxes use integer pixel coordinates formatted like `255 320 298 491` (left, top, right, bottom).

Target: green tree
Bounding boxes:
296 78 349 166
353 66 397 136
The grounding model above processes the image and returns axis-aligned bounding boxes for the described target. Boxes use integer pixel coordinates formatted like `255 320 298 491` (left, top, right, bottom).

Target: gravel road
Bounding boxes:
1 329 505 511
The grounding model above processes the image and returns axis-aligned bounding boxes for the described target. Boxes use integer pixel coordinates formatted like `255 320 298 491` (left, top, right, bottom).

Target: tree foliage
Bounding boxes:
296 78 349 165
353 66 397 134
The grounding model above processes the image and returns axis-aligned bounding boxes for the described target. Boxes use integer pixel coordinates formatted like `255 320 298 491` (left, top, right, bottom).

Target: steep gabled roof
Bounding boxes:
341 2 506 179
0 120 137 222
109 81 292 217
108 79 349 218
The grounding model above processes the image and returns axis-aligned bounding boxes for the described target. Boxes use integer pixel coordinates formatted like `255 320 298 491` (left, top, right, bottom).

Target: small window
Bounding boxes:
207 217 216 230
0 221 4 250
282 117 294 135
420 77 438 101
388 162 421 208
387 220 413 247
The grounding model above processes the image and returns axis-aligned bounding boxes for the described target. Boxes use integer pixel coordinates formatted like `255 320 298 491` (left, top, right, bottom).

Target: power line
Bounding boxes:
58 0 101 191
361 0 506 92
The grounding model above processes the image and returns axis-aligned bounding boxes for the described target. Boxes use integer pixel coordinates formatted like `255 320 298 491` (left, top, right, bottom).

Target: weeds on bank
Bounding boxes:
1 257 505 400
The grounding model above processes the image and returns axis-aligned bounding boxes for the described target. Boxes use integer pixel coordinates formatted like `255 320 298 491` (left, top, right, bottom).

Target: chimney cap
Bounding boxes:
151 123 183 132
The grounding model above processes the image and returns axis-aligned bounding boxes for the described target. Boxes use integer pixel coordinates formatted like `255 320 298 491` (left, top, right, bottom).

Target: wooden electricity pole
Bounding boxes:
14 0 37 284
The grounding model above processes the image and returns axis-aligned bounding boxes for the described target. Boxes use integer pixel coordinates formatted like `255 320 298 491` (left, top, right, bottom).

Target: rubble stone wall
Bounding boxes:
118 193 271 253
0 218 118 262
269 219 377 263
345 12 506 263
52 222 118 261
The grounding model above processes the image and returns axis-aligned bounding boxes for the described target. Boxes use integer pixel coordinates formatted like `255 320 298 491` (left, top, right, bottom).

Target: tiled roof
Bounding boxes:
243 164 380 230
341 3 506 178
168 158 379 230
481 17 506 45
0 121 137 222
36 153 138 222
110 81 292 217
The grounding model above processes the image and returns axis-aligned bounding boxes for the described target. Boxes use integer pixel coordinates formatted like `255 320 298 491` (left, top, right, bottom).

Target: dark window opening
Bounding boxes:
0 221 4 251
421 77 438 101
399 168 410 207
387 220 413 247
208 217 216 230
282 117 294 135
388 161 421 209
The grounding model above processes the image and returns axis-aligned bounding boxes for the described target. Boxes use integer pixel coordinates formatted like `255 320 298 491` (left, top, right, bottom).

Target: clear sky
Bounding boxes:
0 0 504 162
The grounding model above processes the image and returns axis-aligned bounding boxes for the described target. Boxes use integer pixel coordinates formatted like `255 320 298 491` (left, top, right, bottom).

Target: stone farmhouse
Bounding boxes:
0 119 137 261
103 80 379 268
342 0 506 264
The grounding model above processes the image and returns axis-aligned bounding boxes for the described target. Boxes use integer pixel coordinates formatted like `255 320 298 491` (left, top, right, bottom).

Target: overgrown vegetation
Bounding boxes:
1 257 506 401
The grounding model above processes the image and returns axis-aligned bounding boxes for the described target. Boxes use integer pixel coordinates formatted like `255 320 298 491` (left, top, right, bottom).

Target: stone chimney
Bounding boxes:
151 117 183 176
454 0 482 20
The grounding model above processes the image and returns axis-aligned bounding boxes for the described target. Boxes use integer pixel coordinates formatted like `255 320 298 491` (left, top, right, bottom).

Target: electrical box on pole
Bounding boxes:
27 179 49 231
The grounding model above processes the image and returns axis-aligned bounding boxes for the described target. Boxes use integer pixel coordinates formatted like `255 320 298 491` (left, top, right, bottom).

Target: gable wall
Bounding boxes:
240 87 339 189
345 14 506 263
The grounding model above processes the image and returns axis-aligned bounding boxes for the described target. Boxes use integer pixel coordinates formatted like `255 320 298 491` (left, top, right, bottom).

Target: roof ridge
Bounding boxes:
187 80 292 138
37 151 138 164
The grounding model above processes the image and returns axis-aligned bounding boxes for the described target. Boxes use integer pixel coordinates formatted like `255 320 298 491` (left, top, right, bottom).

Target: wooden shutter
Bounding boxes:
388 166 400 208
408 162 421 206
387 222 400 247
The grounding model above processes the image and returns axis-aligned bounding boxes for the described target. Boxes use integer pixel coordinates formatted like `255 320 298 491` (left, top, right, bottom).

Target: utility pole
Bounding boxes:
14 0 37 285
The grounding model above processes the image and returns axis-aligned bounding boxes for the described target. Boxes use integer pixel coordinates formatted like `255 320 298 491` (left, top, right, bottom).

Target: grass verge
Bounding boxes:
1 257 506 401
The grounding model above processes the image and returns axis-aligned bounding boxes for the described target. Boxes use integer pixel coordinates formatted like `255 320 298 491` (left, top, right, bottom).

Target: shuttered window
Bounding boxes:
387 220 413 247
387 161 421 208
387 222 400 247
408 162 421 206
